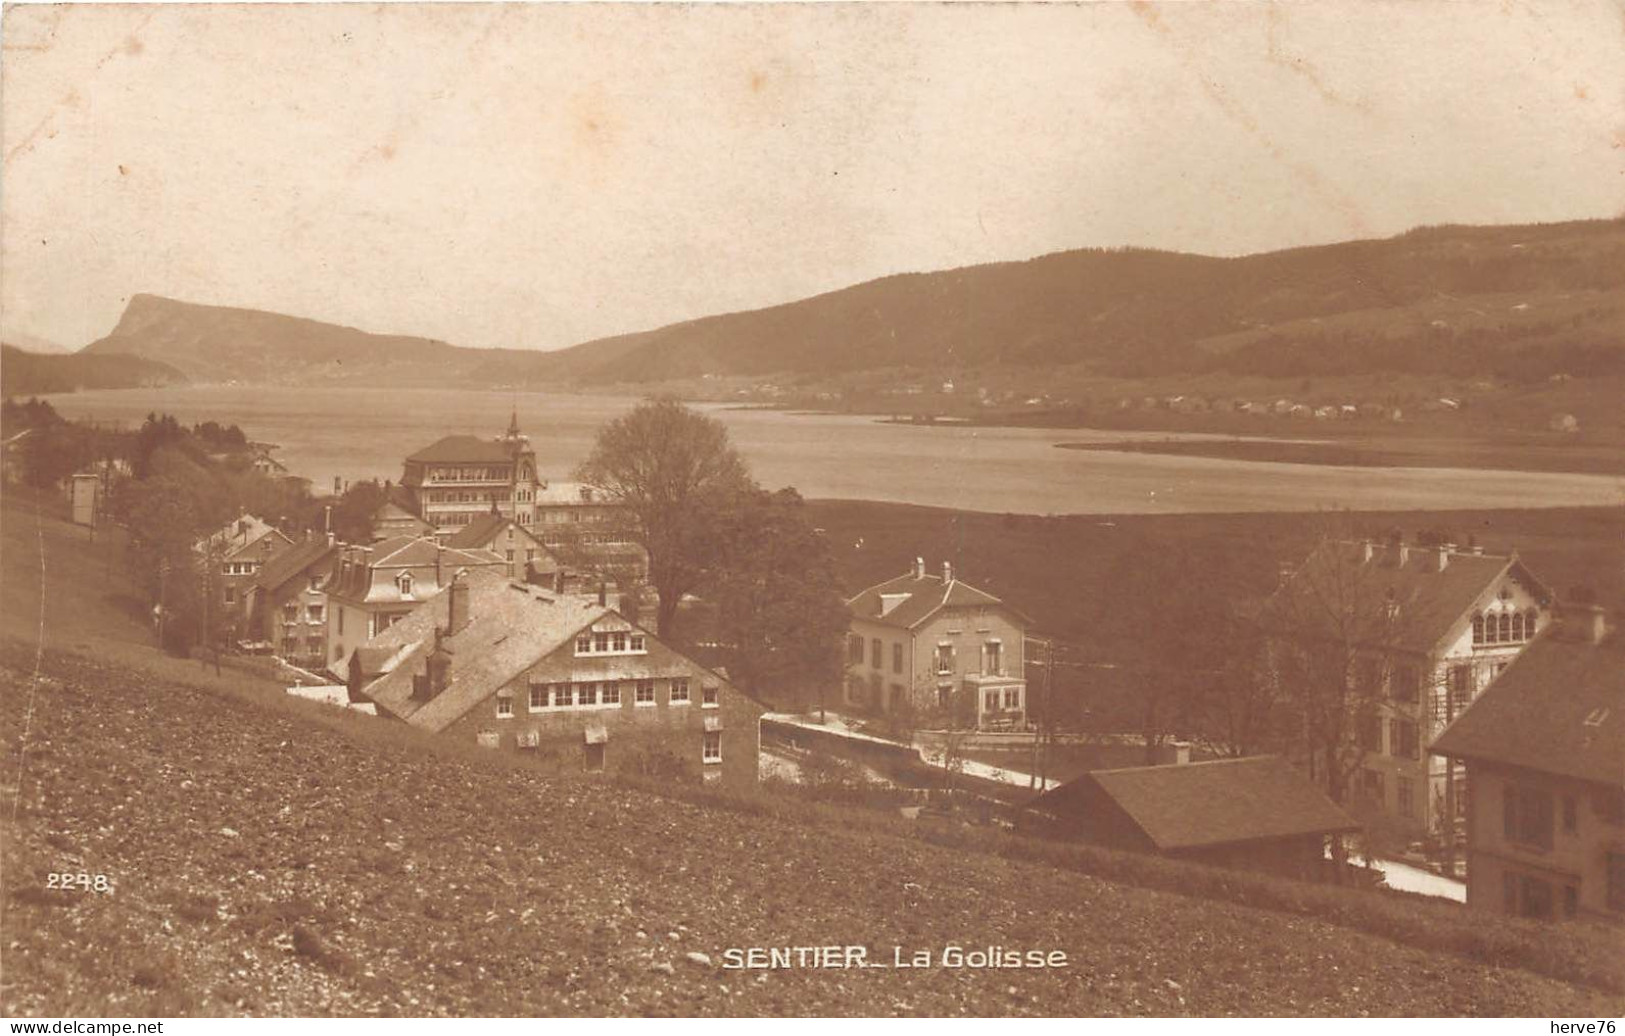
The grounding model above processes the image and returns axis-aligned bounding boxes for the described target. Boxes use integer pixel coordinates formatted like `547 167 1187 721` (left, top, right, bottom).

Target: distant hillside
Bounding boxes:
66 219 1625 388
78 294 531 385
543 218 1625 383
1 343 186 396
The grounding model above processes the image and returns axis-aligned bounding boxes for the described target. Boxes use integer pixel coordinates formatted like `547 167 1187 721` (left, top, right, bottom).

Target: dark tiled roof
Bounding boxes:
253 538 336 593
405 435 516 464
1432 622 1625 787
447 513 514 548
1036 756 1358 851
846 571 1024 630
1268 541 1550 654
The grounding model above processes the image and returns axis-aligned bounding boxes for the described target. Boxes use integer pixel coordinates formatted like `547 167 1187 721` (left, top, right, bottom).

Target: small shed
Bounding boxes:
1027 756 1359 881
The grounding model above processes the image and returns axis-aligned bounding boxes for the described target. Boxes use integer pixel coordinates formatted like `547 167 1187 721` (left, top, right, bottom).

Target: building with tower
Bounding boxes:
399 411 544 537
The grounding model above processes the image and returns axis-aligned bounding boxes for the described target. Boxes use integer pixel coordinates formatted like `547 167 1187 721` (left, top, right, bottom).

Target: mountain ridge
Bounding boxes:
59 217 1625 387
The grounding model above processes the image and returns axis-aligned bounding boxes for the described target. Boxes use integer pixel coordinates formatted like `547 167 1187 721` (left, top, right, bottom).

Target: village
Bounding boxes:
12 398 1619 928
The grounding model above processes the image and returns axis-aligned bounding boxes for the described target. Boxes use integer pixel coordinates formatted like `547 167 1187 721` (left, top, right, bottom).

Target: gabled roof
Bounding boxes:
1035 756 1358 851
445 513 548 553
405 435 516 464
845 570 1026 630
326 536 504 602
1268 541 1550 654
253 538 337 593
196 514 290 558
355 569 615 733
1432 619 1624 787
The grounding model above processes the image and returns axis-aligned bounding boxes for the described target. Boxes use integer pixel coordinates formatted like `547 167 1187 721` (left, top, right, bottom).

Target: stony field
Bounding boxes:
3 644 1622 1018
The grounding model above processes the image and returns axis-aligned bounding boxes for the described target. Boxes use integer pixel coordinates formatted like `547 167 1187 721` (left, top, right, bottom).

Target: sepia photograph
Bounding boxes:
1 0 1622 1022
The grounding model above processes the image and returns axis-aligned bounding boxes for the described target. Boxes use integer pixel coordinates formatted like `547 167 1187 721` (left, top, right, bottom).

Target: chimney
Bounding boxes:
942 560 953 583
1433 545 1451 573
1395 542 1410 568
553 570 565 594
913 556 925 579
597 582 607 607
425 628 452 699
1360 540 1374 564
446 572 470 634
326 530 335 548
323 505 332 533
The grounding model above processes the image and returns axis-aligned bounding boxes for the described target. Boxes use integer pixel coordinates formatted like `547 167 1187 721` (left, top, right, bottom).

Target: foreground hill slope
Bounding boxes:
2 641 1620 1017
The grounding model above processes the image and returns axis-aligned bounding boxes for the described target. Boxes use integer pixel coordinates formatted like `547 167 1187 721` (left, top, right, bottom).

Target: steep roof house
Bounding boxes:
1267 539 1553 841
445 512 565 584
369 485 434 542
244 534 339 671
349 568 764 787
194 514 295 621
324 535 504 676
845 559 1032 730
1432 606 1625 921
1026 756 1359 881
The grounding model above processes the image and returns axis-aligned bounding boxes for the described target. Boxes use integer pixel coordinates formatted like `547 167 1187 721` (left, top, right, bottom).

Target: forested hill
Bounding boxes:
537 218 1625 383
53 218 1625 387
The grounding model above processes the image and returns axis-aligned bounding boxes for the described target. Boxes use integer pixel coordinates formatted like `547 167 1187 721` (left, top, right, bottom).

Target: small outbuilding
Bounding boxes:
1026 755 1359 881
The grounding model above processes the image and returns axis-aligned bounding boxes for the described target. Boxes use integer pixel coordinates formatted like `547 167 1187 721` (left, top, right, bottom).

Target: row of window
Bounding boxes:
281 603 325 623
1472 610 1538 646
575 630 647 655
484 729 723 766
982 687 1022 712
1361 771 1418 818
427 466 514 483
424 489 512 504
222 561 258 576
496 678 716 716
846 636 1007 677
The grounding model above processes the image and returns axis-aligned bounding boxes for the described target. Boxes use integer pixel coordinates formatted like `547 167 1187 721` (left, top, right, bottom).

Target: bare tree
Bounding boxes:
575 398 754 639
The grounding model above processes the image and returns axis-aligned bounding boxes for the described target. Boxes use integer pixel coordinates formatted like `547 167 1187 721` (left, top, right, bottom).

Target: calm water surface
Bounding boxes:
42 386 1625 515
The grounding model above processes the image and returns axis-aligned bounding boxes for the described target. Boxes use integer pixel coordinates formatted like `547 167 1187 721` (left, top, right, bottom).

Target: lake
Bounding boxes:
40 386 1625 515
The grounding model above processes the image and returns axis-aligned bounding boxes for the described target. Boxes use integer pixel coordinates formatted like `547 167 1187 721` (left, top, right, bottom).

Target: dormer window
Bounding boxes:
396 572 414 597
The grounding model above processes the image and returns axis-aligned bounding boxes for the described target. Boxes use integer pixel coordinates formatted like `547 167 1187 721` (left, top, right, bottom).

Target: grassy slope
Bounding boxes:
4 495 1622 1016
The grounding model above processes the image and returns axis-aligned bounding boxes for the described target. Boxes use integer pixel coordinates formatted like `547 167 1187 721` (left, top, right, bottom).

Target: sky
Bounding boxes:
2 1 1622 353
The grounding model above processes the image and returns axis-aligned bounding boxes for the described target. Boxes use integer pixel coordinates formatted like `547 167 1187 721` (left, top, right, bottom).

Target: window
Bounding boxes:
892 642 904 674
702 731 721 763
984 689 999 712
985 641 1002 676
496 694 513 718
702 684 719 707
629 634 645 653
1510 612 1524 641
396 572 414 596
1472 613 1485 645
636 680 655 705
1358 713 1382 753
1397 777 1414 819
576 633 591 654
553 684 574 708
669 678 690 704
1498 612 1511 642
1362 769 1385 804
935 644 954 676
1447 665 1472 718
282 603 298 621
1391 665 1419 704
1389 719 1419 760
529 684 546 711
1002 686 1021 710
1563 795 1577 835
224 587 237 605
338 610 344 635
602 682 621 705
579 682 598 706
608 632 624 652
1503 783 1554 850
593 632 610 653
1525 610 1539 639
307 604 324 623
870 638 882 669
